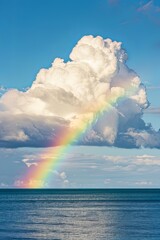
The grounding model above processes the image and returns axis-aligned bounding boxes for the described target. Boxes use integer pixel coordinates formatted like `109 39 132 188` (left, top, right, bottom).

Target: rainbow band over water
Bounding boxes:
22 84 137 188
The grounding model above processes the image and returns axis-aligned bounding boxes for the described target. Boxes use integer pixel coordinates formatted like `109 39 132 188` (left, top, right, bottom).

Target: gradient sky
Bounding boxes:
0 0 160 188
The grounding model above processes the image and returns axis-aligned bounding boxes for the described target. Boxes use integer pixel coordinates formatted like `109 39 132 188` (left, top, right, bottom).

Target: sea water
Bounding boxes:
0 189 160 240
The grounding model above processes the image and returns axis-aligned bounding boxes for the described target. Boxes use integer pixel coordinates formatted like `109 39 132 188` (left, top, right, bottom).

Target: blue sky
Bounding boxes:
0 0 160 188
0 0 160 89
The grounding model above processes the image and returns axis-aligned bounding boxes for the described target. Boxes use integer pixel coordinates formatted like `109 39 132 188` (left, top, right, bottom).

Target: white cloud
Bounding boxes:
0 35 159 148
2 130 29 142
0 182 8 187
48 170 69 187
59 171 67 180
126 129 160 148
1 147 160 188
102 154 160 174
134 155 160 166
63 179 69 185
0 86 7 96
135 181 152 186
14 179 48 188
104 178 111 184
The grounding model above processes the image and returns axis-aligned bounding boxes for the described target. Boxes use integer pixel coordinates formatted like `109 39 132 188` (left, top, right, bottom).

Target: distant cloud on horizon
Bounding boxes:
1 147 159 188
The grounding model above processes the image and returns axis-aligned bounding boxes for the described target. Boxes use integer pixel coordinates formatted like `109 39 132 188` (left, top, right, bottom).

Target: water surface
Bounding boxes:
0 189 160 240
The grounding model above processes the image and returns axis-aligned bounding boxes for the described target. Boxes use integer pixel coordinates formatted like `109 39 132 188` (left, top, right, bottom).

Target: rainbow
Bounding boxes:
21 85 137 188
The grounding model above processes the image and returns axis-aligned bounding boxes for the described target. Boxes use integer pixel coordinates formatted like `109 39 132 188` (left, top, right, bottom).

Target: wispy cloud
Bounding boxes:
135 180 152 186
137 0 160 13
104 178 111 184
137 0 160 25
145 107 160 114
137 1 153 12
146 85 160 90
104 154 160 168
0 147 160 188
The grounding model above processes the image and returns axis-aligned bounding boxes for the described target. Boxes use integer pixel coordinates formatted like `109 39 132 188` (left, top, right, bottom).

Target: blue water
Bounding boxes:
0 189 160 240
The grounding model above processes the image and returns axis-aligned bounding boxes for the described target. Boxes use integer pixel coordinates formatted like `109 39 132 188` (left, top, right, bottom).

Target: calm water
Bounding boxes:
0 189 160 240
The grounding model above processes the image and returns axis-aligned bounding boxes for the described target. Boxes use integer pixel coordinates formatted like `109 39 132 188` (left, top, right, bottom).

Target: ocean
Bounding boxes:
0 189 160 240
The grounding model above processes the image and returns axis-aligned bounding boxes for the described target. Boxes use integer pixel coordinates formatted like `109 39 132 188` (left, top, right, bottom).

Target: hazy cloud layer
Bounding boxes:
0 147 160 188
0 35 159 148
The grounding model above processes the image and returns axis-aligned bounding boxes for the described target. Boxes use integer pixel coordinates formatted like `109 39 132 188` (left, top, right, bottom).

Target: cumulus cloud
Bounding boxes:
0 35 159 148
